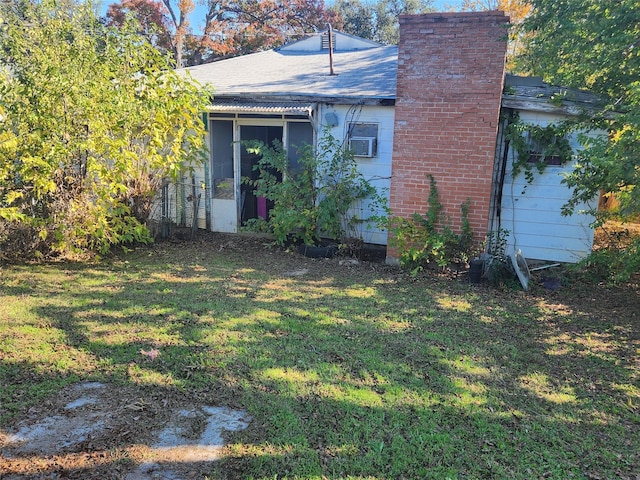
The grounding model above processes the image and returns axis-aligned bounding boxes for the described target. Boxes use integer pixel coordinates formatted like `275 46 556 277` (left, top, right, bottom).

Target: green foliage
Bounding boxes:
0 0 210 259
391 175 474 272
578 239 640 284
243 128 387 246
516 0 640 218
329 0 433 45
516 0 640 275
576 226 640 283
505 114 574 184
484 228 516 287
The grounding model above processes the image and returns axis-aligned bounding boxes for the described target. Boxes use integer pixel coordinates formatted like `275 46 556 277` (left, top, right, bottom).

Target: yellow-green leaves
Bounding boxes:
0 0 211 259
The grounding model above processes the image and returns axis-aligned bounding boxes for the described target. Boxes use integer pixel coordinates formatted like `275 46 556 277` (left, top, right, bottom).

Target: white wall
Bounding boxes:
500 111 598 263
175 103 394 244
319 103 395 245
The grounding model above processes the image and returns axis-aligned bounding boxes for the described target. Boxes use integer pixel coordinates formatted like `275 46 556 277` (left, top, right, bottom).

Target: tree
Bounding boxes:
0 0 211 258
107 0 193 66
329 0 375 40
107 0 335 66
194 0 333 63
161 0 195 67
516 0 640 278
373 0 434 44
328 0 433 45
517 0 639 216
105 0 173 55
460 0 530 22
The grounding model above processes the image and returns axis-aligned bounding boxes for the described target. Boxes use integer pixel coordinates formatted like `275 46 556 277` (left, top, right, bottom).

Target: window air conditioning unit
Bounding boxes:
349 137 376 157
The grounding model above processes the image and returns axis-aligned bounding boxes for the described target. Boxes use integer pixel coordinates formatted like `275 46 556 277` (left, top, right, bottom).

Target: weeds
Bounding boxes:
391 175 475 273
0 239 638 479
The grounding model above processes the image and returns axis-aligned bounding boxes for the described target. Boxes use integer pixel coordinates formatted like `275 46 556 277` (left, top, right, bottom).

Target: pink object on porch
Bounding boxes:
257 196 267 220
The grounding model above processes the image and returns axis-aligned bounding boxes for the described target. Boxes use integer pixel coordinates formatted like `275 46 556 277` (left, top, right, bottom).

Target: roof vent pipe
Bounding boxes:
327 23 336 76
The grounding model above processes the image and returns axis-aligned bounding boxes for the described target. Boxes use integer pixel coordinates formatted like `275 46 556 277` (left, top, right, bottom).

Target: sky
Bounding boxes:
99 0 467 34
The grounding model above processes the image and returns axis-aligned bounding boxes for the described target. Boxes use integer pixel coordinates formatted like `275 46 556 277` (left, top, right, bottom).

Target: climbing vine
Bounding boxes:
390 175 474 273
504 113 574 184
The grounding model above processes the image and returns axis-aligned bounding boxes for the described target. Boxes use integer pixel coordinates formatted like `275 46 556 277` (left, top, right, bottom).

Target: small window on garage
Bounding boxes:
348 123 378 158
525 127 570 166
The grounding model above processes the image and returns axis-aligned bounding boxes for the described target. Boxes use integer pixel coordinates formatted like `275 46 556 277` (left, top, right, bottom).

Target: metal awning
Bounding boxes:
209 101 315 116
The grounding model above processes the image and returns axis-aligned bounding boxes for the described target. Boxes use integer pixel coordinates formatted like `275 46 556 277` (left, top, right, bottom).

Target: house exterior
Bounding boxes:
388 12 601 264
493 75 603 263
167 12 601 264
179 30 396 246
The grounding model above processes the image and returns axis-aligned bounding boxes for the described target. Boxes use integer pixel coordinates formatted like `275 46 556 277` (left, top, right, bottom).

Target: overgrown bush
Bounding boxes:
0 1 209 259
0 221 50 261
243 128 387 247
390 175 474 273
578 224 640 283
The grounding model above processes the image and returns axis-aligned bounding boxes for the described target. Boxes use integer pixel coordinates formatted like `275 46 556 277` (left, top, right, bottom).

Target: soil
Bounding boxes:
0 381 251 479
1 226 638 479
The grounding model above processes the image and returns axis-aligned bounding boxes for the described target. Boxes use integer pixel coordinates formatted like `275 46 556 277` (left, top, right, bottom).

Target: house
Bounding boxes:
178 29 396 246
493 75 604 263
166 11 601 264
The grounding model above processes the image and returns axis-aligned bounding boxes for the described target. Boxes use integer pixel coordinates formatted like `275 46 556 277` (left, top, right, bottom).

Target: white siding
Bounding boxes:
500 111 598 263
319 103 395 245
279 31 381 52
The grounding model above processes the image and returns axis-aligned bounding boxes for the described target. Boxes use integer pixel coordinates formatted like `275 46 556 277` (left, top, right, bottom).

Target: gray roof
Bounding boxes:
502 74 604 115
181 35 600 114
182 41 398 102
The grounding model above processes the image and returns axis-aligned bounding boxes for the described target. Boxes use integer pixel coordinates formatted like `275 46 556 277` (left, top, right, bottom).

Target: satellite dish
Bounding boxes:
511 249 531 290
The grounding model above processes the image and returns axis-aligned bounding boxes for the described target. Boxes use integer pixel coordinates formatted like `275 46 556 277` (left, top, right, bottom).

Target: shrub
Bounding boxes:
391 175 474 273
484 228 516 287
243 128 387 247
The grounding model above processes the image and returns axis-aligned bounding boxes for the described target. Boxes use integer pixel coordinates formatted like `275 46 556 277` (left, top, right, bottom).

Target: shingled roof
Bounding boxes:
182 31 397 104
182 32 601 114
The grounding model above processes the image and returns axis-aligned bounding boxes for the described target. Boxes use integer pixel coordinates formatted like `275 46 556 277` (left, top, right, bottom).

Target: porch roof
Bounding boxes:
502 74 605 115
209 101 314 116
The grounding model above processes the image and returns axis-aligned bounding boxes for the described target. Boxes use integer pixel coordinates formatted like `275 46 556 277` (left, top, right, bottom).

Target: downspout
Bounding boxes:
490 109 515 234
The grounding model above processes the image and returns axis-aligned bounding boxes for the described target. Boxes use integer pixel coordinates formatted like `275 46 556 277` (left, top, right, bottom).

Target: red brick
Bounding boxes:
388 12 508 252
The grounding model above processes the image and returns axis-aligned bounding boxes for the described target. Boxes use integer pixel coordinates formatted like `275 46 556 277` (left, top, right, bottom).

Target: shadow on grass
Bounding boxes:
1 243 638 478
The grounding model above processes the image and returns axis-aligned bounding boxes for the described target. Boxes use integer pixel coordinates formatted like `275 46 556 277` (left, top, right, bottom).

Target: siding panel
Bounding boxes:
500 112 598 262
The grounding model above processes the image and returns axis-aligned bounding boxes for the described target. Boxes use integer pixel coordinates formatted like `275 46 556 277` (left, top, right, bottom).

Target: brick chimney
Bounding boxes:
387 12 509 263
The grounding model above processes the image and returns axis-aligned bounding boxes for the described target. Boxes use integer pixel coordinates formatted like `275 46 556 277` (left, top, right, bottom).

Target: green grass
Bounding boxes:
1 240 638 479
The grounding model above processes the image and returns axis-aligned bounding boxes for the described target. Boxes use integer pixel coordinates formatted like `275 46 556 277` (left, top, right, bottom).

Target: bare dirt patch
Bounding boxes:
0 382 251 479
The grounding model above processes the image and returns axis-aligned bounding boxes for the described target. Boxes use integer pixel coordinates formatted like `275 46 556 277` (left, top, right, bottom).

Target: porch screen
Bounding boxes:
287 122 314 171
211 120 234 199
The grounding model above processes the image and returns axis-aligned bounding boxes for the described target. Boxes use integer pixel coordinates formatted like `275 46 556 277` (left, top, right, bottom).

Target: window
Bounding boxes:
211 120 234 199
348 123 378 158
287 122 314 172
525 127 570 166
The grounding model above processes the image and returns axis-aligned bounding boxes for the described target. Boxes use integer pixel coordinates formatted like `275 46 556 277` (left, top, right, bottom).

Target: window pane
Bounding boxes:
287 122 313 171
350 123 378 138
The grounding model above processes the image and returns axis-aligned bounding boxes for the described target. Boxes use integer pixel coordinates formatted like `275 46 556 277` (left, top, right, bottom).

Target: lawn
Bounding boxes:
0 234 638 479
